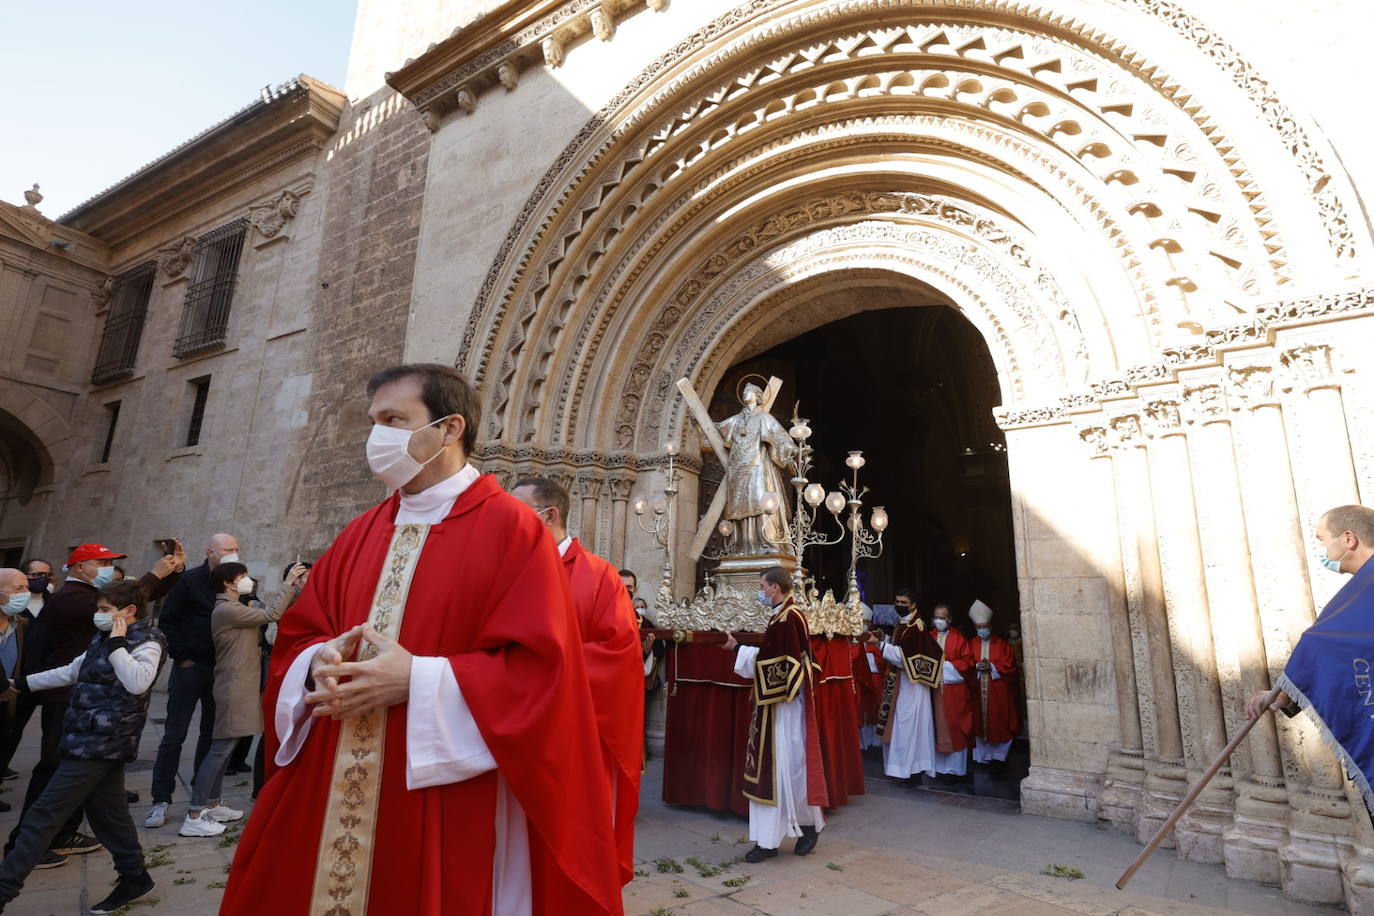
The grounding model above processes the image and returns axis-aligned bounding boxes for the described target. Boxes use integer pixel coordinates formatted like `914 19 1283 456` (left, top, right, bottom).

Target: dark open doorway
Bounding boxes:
700 301 1027 800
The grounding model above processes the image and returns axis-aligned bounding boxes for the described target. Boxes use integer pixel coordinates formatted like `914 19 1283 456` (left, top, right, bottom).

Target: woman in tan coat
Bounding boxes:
178 562 305 838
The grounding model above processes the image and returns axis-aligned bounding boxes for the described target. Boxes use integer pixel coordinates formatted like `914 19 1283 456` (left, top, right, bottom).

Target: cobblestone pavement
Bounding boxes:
1 694 1343 915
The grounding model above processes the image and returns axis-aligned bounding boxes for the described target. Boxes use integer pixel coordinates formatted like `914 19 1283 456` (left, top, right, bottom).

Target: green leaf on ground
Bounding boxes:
721 875 751 889
1041 863 1085 880
653 857 684 873
825 862 844 871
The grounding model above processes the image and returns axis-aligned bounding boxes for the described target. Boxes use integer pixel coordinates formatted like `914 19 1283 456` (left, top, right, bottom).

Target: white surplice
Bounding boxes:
274 463 532 916
734 644 824 850
880 624 936 779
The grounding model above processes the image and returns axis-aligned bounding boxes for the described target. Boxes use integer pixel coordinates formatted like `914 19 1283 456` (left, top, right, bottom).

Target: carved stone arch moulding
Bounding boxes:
607 219 1052 454
457 0 1360 409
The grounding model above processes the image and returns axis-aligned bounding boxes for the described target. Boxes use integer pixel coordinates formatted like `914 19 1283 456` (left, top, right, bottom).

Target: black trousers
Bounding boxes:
2 697 83 853
0 758 144 905
150 661 215 804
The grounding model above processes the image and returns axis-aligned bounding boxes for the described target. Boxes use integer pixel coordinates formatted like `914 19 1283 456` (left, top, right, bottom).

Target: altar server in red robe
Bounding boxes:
722 567 828 862
930 603 975 779
221 364 621 916
969 599 1021 765
510 477 644 884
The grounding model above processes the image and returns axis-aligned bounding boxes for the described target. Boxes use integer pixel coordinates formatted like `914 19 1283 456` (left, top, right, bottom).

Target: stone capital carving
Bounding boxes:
573 474 603 499
1227 365 1278 409
157 236 197 279
1079 425 1111 458
1279 344 1337 394
1182 384 1228 424
607 475 634 501
1110 414 1145 448
1143 399 1184 437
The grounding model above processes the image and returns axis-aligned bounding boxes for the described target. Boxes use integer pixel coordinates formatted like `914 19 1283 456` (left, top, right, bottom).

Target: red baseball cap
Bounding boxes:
67 544 127 565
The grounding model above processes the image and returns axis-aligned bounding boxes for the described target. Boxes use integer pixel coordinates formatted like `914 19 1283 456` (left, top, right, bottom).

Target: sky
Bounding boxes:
1 1 358 219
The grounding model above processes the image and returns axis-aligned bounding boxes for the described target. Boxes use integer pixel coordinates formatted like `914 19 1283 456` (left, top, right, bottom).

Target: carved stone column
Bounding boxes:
1109 412 1188 844
1280 345 1360 512
1078 424 1145 835
1181 378 1290 883
574 473 603 552
1142 396 1233 863
608 475 633 568
1227 364 1350 904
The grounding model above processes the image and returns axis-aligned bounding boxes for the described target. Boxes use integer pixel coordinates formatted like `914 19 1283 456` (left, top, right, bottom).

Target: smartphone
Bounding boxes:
154 538 176 556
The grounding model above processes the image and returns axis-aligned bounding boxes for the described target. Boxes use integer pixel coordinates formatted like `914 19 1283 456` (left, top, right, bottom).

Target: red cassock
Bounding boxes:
972 634 1021 743
561 538 645 886
852 642 884 729
222 476 622 916
808 635 865 806
934 629 975 753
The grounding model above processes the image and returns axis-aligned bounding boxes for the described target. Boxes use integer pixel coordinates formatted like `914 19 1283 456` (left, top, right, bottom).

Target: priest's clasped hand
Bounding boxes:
306 625 415 720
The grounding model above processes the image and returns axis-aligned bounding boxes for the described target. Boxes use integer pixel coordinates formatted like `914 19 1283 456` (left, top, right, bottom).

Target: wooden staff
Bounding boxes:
1116 683 1283 889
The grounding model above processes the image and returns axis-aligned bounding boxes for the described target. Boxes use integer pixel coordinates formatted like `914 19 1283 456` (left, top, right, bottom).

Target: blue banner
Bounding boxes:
1278 558 1374 809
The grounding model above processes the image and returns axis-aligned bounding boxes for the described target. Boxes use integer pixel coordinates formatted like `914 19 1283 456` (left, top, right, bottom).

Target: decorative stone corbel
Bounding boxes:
248 182 312 248
422 110 440 133
590 5 615 41
645 0 667 10
542 36 564 68
454 86 477 115
497 61 519 91
91 275 114 312
157 236 197 284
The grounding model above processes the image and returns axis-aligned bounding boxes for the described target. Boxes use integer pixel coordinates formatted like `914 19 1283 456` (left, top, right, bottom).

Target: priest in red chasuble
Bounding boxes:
969 599 1021 765
221 364 622 916
510 476 644 885
930 603 975 779
721 567 828 863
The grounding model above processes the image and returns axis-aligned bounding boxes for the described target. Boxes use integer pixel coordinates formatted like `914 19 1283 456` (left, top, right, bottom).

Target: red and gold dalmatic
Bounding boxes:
933 628 975 754
742 599 829 809
222 475 622 916
561 538 645 886
875 618 943 742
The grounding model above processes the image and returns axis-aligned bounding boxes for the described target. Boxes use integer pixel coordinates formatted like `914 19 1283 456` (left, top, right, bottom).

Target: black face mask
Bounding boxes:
27 575 49 595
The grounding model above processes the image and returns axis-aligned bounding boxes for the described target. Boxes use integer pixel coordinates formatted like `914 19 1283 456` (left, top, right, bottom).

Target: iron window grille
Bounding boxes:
91 262 156 384
173 219 247 359
185 378 211 448
98 401 121 464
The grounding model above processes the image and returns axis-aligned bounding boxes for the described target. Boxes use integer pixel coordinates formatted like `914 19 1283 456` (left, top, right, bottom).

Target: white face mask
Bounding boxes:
218 552 240 566
235 577 255 596
92 612 115 632
366 415 451 491
933 618 949 631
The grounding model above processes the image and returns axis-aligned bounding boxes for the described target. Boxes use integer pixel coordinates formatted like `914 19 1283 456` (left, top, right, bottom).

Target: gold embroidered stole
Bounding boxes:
310 524 429 916
977 638 991 741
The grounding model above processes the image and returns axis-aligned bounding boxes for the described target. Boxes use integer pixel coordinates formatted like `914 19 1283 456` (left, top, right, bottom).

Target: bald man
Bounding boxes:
146 534 241 828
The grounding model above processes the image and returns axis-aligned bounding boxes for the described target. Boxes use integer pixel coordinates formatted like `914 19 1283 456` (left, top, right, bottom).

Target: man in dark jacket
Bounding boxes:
3 542 182 866
145 533 238 828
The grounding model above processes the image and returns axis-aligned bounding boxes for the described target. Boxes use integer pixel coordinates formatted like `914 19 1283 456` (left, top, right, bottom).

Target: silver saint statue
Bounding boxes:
716 383 795 555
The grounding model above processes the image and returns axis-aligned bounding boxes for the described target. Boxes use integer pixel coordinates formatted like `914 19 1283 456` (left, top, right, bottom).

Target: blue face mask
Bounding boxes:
976 627 991 639
2 592 28 616
1317 540 1349 574
91 566 117 588
757 589 770 607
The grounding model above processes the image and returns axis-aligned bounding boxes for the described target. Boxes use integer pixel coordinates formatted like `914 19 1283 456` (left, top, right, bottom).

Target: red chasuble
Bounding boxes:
742 600 830 808
852 642 884 730
222 476 622 916
808 635 865 805
972 634 1021 743
934 629 975 753
562 538 645 886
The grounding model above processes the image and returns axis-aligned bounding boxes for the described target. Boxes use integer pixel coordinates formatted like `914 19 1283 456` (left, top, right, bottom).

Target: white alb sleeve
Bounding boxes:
274 642 326 766
406 656 499 789
941 661 964 684
880 643 904 668
733 645 760 679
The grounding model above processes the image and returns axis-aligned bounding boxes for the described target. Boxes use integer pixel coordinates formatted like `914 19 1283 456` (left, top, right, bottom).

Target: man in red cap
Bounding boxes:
4 542 184 867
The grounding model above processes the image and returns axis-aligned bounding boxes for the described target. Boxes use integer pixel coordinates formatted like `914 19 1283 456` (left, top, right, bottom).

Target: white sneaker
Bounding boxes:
178 812 226 838
143 802 169 829
204 803 243 823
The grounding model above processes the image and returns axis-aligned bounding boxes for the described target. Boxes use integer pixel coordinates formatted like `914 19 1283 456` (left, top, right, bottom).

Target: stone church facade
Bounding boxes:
3 0 1374 907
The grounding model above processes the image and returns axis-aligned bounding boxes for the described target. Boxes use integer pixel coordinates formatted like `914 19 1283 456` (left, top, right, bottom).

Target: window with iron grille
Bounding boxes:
173 219 248 359
91 262 156 384
97 401 121 464
185 377 211 448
